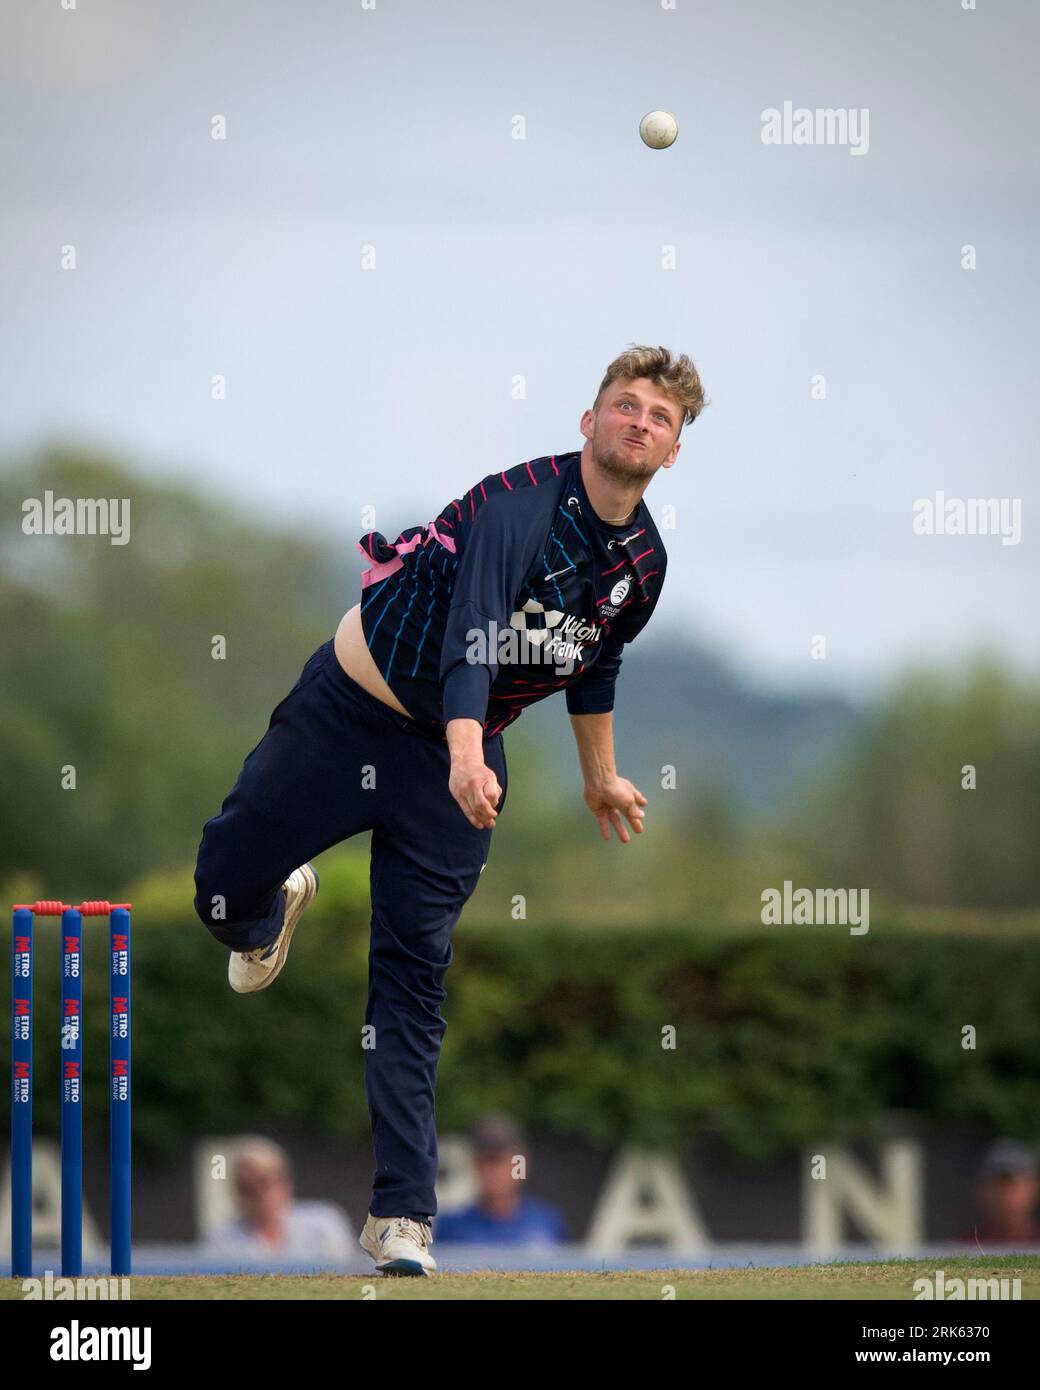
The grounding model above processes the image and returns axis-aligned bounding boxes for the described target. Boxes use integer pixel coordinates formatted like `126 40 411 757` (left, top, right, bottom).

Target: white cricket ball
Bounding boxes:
639 110 678 150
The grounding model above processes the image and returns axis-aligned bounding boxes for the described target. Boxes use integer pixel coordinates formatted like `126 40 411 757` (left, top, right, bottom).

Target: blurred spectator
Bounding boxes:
958 1140 1040 1246
203 1136 355 1260
435 1116 565 1246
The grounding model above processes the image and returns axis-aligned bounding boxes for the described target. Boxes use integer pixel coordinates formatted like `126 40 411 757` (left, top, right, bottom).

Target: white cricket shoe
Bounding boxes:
228 863 319 994
360 1213 437 1277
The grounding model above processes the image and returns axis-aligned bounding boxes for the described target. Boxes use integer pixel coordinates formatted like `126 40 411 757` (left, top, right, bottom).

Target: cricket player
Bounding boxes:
193 344 706 1275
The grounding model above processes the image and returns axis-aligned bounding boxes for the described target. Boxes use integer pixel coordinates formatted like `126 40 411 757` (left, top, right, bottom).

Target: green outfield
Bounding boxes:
2 1257 1037 1301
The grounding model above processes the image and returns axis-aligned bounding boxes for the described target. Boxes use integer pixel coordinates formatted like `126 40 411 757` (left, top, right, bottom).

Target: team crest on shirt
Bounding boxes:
600 573 634 619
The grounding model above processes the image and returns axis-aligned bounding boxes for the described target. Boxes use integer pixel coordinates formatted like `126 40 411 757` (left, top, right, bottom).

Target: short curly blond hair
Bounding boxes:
593 343 707 437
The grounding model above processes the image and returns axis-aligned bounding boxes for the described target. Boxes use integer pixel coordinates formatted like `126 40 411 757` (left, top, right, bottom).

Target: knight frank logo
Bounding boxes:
466 611 603 676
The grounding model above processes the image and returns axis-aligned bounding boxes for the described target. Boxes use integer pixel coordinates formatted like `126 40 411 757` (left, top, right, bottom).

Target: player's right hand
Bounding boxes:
449 760 503 830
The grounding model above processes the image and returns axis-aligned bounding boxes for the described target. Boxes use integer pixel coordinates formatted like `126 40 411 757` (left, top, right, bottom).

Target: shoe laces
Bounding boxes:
385 1217 429 1248
240 942 276 964
237 884 291 965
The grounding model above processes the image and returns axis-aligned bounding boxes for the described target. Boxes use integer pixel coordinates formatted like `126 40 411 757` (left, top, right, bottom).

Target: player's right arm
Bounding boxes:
446 718 502 830
440 489 544 830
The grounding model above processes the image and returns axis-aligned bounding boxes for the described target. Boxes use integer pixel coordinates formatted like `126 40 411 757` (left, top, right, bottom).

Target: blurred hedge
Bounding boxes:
3 851 1038 1165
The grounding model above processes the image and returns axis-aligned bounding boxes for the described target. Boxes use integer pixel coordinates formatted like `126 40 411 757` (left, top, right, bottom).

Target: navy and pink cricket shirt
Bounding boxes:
356 451 667 740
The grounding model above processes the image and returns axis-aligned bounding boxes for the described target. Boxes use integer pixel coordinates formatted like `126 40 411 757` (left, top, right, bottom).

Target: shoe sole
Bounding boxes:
229 863 319 994
378 1259 431 1278
360 1232 436 1278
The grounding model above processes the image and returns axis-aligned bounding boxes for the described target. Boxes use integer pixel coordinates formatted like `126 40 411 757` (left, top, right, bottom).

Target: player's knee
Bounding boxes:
193 876 226 937
193 842 233 937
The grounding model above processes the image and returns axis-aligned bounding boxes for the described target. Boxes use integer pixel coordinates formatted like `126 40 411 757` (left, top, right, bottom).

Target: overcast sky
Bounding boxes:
2 0 1036 697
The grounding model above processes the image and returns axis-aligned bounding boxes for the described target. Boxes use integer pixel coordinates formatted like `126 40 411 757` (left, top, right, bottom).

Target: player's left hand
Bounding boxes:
583 777 648 843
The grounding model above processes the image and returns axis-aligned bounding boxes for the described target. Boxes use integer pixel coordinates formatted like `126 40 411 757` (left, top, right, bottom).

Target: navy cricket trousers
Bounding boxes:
192 637 507 1223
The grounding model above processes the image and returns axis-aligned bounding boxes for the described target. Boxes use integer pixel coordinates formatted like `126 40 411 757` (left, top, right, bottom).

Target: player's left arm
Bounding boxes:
565 555 666 843
568 707 648 843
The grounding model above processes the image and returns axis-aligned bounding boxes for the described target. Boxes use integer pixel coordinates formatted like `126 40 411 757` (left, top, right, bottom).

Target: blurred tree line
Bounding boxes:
802 664 1040 910
7 878 1040 1161
1 447 1036 917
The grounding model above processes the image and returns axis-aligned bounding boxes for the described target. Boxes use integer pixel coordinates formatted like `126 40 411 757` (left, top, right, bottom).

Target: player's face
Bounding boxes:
582 378 681 481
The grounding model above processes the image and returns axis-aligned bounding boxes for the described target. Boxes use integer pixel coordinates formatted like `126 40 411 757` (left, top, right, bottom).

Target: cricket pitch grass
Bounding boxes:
2 1257 1037 1300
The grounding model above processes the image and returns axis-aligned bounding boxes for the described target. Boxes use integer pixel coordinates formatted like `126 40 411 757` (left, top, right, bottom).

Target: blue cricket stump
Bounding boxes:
10 899 132 1278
